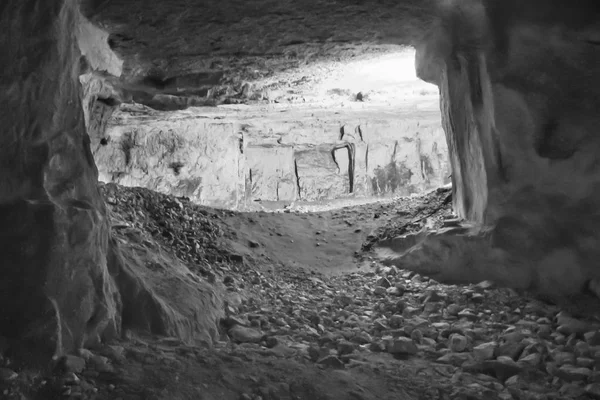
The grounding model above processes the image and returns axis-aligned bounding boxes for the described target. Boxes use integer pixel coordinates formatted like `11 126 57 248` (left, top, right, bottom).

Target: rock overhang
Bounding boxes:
82 0 439 105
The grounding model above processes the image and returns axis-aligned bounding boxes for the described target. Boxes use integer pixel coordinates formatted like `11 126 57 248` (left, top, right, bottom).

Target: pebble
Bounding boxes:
229 326 264 343
585 331 600 346
485 356 522 381
449 334 468 352
387 337 418 355
585 383 600 398
337 341 356 356
436 353 472 366
60 355 86 373
554 365 592 382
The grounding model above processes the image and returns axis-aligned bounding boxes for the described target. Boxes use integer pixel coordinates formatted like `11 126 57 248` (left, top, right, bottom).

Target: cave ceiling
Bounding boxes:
84 0 434 105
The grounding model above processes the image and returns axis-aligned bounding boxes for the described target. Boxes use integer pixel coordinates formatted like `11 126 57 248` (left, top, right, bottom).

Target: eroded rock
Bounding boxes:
0 0 222 362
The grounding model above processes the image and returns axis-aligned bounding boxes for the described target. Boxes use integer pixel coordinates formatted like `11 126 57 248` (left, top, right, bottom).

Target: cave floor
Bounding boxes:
4 185 600 400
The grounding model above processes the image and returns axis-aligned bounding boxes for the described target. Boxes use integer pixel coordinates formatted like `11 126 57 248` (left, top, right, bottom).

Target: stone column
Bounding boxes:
0 0 119 359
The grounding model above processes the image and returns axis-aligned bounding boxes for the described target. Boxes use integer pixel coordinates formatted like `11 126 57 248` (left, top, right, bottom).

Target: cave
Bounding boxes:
3 0 600 399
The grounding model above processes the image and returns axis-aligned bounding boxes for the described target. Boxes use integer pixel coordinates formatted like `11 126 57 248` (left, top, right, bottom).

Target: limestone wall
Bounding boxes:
93 104 450 209
0 3 223 359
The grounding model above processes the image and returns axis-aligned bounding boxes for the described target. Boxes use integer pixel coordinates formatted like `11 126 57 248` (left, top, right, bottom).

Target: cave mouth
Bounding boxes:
91 46 448 213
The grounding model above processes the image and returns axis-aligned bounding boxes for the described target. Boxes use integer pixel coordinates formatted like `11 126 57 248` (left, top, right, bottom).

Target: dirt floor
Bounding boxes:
3 184 600 400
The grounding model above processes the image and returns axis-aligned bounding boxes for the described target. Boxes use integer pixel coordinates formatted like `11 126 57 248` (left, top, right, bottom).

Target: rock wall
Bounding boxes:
416 0 600 225
0 1 221 362
95 107 245 209
381 0 600 299
94 104 450 209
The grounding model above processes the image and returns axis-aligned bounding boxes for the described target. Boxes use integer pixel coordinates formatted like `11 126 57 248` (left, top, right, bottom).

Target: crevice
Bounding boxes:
365 144 369 171
356 125 364 141
331 149 340 173
111 172 126 181
467 61 483 107
416 137 425 180
294 159 301 199
168 161 184 176
97 97 120 107
493 132 508 183
338 126 345 140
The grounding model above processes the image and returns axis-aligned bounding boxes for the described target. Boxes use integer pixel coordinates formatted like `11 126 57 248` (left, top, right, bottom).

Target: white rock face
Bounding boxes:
94 102 449 209
76 16 123 77
94 106 245 209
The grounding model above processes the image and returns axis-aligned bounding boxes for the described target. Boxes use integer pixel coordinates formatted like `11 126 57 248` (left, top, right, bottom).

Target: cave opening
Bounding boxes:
91 47 447 213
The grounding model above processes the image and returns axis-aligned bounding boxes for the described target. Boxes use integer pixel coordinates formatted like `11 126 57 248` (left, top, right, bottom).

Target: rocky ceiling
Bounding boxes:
83 0 436 105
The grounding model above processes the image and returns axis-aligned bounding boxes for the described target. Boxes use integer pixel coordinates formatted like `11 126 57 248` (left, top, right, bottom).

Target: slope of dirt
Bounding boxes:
3 184 600 400
90 0 435 84
220 186 451 276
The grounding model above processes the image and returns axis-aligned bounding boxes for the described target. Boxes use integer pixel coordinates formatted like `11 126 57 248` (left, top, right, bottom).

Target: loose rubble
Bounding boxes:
2 184 600 399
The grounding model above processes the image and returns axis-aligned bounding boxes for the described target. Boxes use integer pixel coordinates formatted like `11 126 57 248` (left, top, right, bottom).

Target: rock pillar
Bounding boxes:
0 0 120 358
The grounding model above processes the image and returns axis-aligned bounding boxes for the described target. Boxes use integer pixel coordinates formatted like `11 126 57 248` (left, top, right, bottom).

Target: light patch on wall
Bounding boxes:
318 48 439 109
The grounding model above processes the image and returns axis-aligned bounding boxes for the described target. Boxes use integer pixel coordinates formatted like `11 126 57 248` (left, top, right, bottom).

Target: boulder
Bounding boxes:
94 107 245 209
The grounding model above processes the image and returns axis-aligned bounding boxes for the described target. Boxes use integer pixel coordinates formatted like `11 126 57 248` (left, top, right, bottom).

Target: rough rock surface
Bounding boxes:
0 0 222 363
75 2 449 208
376 0 600 301
93 101 449 209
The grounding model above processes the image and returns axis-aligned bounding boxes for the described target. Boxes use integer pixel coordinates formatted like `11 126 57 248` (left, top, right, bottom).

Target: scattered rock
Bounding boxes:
229 326 264 343
387 337 418 356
